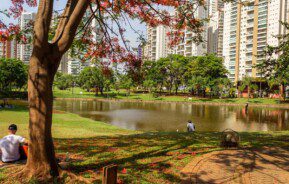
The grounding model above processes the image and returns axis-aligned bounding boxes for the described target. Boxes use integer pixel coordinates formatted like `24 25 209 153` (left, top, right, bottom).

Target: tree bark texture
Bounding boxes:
26 52 61 178
23 0 89 180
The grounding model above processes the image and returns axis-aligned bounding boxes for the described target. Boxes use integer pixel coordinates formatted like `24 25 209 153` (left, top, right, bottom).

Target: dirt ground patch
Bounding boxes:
181 147 289 184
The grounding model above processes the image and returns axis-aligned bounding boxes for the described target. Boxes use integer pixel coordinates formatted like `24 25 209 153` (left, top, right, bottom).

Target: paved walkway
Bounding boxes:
181 147 289 184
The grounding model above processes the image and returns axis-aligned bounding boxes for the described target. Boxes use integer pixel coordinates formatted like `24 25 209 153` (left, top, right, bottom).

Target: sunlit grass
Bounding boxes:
0 106 133 138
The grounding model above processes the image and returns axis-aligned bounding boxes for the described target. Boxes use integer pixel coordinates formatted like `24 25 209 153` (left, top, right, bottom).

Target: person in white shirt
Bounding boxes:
187 120 195 132
0 124 28 163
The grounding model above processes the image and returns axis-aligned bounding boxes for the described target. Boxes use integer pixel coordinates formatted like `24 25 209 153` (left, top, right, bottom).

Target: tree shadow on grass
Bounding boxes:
54 131 289 183
54 132 221 183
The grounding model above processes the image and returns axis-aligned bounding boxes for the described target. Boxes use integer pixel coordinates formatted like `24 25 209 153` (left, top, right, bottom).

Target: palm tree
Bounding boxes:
240 77 258 99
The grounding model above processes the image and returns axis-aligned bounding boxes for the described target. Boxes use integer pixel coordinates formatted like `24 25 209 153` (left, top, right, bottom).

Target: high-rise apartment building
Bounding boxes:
207 0 224 57
171 5 209 57
56 7 103 74
58 52 69 73
144 5 209 60
143 25 170 61
0 40 18 59
18 12 36 64
0 41 10 58
223 0 289 82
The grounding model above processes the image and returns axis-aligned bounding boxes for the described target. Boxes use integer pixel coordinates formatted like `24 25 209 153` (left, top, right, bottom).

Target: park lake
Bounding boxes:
53 99 289 132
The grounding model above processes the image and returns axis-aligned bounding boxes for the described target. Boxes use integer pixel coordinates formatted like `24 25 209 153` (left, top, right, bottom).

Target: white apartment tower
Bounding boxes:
144 25 169 61
61 7 104 74
207 0 224 57
171 5 209 57
18 12 36 64
144 3 212 60
223 0 289 82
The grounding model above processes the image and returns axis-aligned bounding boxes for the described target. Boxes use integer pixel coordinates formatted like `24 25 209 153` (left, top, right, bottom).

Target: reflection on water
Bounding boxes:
54 100 289 132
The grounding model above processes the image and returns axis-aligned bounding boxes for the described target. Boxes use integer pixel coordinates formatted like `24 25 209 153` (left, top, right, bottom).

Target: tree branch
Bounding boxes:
56 0 89 54
52 0 78 44
33 0 54 50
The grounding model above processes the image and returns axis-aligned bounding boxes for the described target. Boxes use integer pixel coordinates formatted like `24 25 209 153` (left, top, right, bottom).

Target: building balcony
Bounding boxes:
246 31 253 36
245 57 253 62
247 23 254 28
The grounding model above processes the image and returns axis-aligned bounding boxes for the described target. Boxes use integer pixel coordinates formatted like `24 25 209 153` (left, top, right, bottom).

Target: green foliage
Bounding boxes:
142 60 166 92
161 54 189 94
186 54 230 97
239 77 260 98
119 54 231 97
54 72 77 90
0 58 27 92
78 65 114 95
119 74 134 95
143 79 156 92
141 55 191 94
256 22 289 99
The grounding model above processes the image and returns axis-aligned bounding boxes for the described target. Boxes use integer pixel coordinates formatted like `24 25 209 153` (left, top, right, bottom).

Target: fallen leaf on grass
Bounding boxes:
107 147 118 152
177 154 186 160
148 163 157 167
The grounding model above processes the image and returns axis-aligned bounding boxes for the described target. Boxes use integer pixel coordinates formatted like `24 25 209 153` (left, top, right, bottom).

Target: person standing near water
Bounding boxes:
187 120 195 132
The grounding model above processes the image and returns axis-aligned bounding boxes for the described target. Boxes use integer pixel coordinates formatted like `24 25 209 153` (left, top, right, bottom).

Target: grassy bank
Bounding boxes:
53 87 285 105
0 106 132 138
0 106 289 183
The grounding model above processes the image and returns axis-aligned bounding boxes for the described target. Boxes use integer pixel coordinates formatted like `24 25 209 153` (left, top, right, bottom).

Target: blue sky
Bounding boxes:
0 0 146 47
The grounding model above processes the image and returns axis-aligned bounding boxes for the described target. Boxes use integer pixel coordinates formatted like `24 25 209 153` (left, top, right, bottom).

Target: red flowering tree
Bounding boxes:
1 0 215 181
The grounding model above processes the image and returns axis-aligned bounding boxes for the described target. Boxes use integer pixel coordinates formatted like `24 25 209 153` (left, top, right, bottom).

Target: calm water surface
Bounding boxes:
54 99 289 132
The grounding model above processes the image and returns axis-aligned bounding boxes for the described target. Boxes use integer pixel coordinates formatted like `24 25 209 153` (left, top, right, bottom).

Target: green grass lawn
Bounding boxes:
0 106 289 183
0 106 132 138
53 87 285 105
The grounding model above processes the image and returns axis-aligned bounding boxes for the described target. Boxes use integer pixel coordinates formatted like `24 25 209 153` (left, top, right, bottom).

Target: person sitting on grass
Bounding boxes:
0 124 28 163
187 120 195 132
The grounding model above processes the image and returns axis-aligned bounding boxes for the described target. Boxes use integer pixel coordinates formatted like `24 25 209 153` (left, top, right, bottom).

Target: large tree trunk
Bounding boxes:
25 52 61 179
17 0 89 181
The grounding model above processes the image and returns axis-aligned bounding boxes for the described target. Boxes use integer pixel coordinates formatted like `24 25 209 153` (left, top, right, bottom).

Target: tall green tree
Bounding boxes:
78 65 114 95
54 73 77 90
256 22 289 100
238 76 258 99
186 54 229 97
142 55 189 94
142 60 166 93
0 58 27 92
162 54 189 94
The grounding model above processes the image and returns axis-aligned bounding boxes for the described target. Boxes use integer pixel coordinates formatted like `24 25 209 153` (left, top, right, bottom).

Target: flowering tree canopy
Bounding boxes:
0 0 211 63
